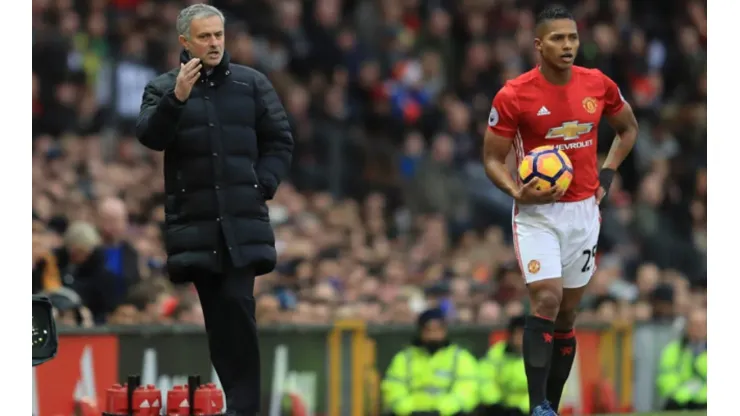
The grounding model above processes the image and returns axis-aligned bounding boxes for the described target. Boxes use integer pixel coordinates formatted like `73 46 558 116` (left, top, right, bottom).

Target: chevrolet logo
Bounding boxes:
545 121 594 140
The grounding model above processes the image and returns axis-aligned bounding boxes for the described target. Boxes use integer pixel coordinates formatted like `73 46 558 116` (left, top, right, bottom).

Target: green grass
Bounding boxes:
598 412 706 416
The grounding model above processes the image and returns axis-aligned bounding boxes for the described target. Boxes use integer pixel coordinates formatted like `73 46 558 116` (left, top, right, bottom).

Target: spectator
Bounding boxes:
47 287 94 328
381 308 479 416
114 34 157 133
97 197 141 301
657 308 707 411
172 299 206 326
33 214 61 294
108 302 141 325
479 315 528 416
407 134 471 235
650 284 677 324
256 294 282 325
56 221 119 323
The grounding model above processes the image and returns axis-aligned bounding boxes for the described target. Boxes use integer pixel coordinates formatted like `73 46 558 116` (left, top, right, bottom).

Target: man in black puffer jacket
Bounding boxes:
135 4 293 415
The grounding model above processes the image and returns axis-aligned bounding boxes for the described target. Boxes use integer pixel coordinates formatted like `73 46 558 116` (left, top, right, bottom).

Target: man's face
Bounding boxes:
180 15 225 67
432 135 454 163
420 319 447 343
653 300 675 319
98 210 127 241
67 244 92 265
535 19 579 70
687 310 707 342
109 304 139 325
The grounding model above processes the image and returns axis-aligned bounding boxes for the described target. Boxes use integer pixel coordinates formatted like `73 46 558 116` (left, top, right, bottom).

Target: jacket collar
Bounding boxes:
179 49 232 82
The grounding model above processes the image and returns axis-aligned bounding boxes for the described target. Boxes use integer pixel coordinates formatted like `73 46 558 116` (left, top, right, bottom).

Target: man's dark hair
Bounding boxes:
536 4 575 27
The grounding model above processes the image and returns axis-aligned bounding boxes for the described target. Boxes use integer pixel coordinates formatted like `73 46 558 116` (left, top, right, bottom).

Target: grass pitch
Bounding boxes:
599 412 706 416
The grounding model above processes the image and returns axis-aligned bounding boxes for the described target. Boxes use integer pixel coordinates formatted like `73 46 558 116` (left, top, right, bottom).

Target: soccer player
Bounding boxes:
482 5 639 416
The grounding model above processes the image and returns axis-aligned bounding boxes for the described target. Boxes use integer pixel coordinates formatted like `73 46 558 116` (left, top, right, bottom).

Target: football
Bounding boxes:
518 145 574 191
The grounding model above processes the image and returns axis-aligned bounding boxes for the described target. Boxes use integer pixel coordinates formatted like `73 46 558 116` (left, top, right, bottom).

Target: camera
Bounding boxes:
32 295 58 367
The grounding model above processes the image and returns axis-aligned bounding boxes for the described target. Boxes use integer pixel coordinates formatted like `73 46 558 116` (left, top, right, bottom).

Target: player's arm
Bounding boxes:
484 85 522 198
483 86 561 204
599 74 639 201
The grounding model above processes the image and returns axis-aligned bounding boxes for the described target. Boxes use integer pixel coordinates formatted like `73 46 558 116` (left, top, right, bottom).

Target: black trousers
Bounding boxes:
194 263 259 415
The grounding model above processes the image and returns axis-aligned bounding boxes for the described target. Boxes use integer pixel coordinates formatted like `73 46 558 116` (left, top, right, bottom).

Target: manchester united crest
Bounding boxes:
528 260 541 274
582 97 598 114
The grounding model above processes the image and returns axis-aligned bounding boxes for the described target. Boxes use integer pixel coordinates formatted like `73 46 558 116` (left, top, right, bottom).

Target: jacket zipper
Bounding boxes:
250 164 264 197
250 164 259 185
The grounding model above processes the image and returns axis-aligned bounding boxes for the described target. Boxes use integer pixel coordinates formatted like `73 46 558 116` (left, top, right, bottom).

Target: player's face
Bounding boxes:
535 19 579 70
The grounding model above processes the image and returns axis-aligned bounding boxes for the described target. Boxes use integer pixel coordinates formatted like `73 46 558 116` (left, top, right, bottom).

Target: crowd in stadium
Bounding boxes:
32 0 706 329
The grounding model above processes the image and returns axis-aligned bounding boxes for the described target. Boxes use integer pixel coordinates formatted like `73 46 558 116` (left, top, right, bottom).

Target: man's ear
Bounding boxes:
178 34 189 50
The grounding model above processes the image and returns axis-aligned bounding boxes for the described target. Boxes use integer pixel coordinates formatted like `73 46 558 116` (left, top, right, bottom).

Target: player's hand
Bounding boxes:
595 186 606 205
515 178 566 205
174 58 202 102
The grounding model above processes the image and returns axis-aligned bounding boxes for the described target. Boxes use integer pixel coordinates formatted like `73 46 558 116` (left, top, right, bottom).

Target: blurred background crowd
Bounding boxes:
31 0 707 329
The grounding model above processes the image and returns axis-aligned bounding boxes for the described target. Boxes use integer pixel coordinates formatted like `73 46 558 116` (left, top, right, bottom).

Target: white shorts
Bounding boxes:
512 196 601 288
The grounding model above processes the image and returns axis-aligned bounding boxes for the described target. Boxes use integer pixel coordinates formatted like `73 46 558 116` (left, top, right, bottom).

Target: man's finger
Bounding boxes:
595 187 605 204
523 178 539 190
186 72 201 85
183 67 202 82
183 64 202 76
181 59 201 71
187 67 202 78
549 187 562 200
178 63 194 76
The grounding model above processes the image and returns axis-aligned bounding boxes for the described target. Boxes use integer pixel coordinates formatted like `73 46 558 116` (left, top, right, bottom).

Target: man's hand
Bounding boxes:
595 186 606 205
596 168 616 205
515 178 565 205
174 58 202 102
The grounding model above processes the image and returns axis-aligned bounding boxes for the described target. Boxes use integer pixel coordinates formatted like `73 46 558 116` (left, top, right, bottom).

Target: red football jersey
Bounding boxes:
488 66 625 202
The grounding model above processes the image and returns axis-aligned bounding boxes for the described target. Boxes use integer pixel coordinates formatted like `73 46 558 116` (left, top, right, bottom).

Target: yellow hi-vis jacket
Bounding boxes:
381 344 479 416
657 340 707 406
478 342 528 413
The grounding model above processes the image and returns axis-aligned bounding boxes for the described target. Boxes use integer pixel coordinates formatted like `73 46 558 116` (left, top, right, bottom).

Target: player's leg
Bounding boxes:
546 199 601 412
512 211 563 414
525 278 564 415
545 285 584 412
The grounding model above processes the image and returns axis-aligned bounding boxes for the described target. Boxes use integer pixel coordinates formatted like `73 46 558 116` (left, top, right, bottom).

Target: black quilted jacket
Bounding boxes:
136 50 293 279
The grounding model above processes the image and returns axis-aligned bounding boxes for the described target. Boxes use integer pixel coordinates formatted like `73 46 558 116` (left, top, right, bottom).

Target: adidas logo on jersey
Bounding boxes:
537 106 551 116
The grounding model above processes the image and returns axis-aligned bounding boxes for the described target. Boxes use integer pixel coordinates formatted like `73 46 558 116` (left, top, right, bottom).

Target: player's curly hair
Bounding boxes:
536 4 575 25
